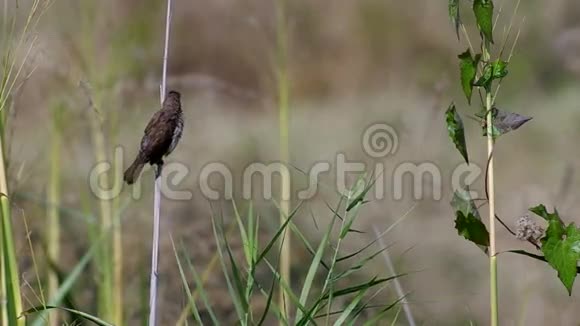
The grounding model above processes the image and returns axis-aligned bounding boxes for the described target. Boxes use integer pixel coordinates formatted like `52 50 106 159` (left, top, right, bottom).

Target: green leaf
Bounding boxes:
451 190 489 249
491 59 508 79
451 189 480 218
474 63 493 90
530 205 580 294
473 0 494 43
445 103 469 163
458 50 480 104
474 60 508 91
449 0 461 39
542 224 580 295
530 204 561 223
455 211 490 247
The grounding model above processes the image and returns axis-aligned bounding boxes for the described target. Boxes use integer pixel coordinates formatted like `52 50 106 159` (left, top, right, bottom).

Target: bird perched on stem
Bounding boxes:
124 90 184 184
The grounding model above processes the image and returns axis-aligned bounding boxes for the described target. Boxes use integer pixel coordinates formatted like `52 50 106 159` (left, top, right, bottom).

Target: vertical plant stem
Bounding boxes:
276 0 291 322
112 150 123 325
149 1 172 325
148 176 161 326
0 113 6 324
83 84 113 322
47 104 62 326
483 46 498 326
0 124 23 326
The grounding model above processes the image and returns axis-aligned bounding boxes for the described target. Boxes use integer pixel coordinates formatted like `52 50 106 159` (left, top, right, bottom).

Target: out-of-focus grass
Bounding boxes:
0 1 50 325
46 99 65 326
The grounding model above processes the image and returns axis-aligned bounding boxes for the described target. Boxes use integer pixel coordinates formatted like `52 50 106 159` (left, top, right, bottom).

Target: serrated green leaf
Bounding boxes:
530 205 580 295
542 224 580 295
474 60 508 91
473 0 494 43
451 189 489 250
449 0 461 39
530 204 561 222
458 50 480 104
474 63 493 91
451 189 480 218
491 59 508 79
455 211 490 247
445 103 469 163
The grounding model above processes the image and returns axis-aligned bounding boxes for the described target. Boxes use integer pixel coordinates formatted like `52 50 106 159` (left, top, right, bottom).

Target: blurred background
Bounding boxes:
5 0 580 324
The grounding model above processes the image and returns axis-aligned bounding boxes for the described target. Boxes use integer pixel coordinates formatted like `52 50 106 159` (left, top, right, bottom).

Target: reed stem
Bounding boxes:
148 0 172 324
276 0 291 321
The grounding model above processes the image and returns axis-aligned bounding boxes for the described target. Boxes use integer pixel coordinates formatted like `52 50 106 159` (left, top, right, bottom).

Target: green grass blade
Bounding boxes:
211 214 245 321
31 240 98 326
263 258 313 322
295 205 339 321
22 306 114 326
289 222 330 271
322 276 401 300
256 230 286 326
256 267 277 326
179 239 220 325
255 201 303 265
170 236 203 325
232 201 251 266
361 296 406 326
332 286 370 326
345 175 377 212
332 248 386 282
223 232 250 315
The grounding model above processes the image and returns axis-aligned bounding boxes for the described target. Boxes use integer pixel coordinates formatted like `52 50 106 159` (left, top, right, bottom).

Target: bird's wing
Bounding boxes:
144 109 164 135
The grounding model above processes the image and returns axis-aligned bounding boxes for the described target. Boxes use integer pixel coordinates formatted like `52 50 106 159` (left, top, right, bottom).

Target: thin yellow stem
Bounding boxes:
47 106 61 326
483 45 498 326
276 0 291 322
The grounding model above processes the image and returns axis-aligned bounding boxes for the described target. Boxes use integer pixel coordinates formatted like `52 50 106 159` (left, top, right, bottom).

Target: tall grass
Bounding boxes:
0 1 49 325
46 100 64 326
81 80 117 323
172 177 407 324
275 0 292 321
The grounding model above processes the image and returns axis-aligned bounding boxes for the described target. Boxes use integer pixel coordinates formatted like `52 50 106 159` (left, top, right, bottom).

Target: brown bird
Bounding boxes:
123 90 184 184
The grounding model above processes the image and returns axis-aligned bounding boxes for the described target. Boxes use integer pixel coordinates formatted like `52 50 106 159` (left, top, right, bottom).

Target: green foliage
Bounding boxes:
445 103 469 164
450 189 479 218
474 60 508 91
458 50 481 104
530 206 580 295
451 190 489 249
473 0 494 43
171 179 406 325
449 0 461 39
529 204 562 223
455 211 490 247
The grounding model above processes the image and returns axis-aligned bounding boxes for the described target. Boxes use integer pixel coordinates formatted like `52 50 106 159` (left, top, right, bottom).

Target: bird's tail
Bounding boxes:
124 154 146 185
